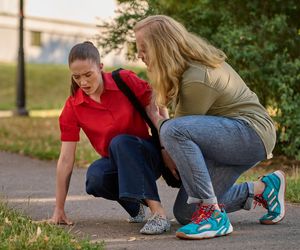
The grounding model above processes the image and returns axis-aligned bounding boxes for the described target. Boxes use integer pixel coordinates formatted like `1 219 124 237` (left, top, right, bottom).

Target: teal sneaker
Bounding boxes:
176 205 233 240
254 170 286 225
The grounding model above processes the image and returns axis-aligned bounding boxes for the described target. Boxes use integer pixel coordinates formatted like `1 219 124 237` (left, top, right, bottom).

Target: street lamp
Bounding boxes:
16 0 28 116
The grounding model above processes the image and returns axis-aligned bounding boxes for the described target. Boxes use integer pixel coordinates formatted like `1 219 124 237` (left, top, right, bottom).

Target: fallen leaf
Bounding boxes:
28 226 42 243
5 217 12 225
36 226 42 238
31 219 49 224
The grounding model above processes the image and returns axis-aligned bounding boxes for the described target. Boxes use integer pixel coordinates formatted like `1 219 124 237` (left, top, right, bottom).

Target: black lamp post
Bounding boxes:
16 0 28 116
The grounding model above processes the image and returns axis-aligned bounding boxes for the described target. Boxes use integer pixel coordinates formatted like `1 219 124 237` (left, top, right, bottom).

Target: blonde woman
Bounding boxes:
134 15 285 240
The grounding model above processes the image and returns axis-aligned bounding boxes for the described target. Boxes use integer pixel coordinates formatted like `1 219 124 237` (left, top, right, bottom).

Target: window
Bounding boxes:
31 31 42 47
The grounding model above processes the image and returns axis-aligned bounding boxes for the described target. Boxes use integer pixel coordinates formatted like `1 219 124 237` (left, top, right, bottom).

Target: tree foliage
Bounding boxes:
97 0 300 159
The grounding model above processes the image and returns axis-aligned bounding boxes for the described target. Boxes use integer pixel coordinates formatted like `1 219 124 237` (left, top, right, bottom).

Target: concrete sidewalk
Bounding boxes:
1 151 299 250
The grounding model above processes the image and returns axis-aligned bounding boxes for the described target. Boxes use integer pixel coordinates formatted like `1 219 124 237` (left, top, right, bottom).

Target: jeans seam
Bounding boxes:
120 192 161 202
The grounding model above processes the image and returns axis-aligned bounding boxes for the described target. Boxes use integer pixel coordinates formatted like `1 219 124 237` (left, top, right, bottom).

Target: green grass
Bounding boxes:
0 63 147 110
286 177 300 203
0 63 69 110
0 202 104 250
0 117 98 167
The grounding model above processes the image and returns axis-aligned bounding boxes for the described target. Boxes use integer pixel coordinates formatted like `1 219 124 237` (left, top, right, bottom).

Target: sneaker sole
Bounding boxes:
127 219 145 223
260 170 286 225
140 226 171 235
176 224 233 240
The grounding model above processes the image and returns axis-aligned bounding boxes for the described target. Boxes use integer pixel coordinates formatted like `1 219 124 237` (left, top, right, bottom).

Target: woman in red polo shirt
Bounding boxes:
48 41 170 235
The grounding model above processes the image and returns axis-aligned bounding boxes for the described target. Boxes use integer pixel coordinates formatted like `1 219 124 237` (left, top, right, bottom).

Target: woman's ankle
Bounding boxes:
254 180 266 195
202 203 220 211
145 199 166 218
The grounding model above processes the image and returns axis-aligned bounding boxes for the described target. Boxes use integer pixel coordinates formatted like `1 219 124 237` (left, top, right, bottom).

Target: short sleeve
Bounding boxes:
119 70 152 107
59 98 80 141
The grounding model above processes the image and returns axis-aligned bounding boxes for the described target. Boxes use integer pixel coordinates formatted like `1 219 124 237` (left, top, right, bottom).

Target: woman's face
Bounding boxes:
70 59 103 96
135 30 149 67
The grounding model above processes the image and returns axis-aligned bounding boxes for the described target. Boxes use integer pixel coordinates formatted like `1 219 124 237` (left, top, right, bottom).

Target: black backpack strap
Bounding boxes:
111 68 182 188
111 68 160 145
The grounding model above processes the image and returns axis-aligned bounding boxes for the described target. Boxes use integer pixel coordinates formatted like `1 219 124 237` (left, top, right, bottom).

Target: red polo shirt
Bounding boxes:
59 70 152 157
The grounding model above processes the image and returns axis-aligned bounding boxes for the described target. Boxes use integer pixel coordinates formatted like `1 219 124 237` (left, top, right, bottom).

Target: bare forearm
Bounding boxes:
55 163 73 210
49 138 77 224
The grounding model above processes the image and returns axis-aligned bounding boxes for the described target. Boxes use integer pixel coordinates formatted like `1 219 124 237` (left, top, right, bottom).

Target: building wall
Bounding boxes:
25 16 99 64
0 12 100 64
0 11 140 67
0 13 18 62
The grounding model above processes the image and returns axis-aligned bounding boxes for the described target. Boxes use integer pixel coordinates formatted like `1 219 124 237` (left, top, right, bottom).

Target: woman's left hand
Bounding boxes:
146 101 169 129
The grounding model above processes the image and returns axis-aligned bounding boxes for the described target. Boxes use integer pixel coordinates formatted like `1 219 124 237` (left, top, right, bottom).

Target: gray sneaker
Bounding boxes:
140 213 171 235
127 204 146 223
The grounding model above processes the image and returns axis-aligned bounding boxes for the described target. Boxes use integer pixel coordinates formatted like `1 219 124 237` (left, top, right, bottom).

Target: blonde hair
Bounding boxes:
134 15 227 107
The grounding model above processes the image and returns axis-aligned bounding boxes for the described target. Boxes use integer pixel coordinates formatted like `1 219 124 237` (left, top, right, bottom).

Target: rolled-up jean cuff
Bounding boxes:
187 196 218 205
120 192 161 205
243 182 254 210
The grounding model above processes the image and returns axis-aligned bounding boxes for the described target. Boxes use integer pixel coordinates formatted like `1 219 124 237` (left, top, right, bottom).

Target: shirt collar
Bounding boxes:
73 89 86 105
103 72 119 91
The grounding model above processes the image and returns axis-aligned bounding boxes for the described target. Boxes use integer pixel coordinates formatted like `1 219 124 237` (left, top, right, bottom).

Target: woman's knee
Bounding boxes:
85 159 107 196
109 134 139 154
173 187 196 225
160 118 188 143
86 165 105 196
173 203 193 225
86 174 103 195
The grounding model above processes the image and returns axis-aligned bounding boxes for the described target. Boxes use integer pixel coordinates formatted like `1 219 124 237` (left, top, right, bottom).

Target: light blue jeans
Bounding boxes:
160 115 267 225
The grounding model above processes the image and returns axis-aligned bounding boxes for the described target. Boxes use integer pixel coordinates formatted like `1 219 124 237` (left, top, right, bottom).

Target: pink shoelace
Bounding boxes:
253 194 268 209
191 204 223 224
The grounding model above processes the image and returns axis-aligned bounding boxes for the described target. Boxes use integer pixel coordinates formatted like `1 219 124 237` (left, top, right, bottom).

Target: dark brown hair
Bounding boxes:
68 41 101 96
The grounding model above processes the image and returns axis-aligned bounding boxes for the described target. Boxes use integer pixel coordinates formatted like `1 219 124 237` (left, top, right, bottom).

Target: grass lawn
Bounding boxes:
0 116 98 167
0 63 147 110
0 63 69 110
0 202 104 250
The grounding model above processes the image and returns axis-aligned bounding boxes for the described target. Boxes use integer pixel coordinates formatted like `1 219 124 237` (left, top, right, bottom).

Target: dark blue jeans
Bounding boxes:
85 134 162 217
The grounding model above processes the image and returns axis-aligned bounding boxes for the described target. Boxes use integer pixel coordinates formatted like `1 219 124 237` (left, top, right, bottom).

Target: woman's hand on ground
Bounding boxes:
47 207 73 225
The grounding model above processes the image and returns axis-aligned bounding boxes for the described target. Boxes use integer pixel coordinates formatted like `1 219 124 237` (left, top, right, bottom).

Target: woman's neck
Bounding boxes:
89 83 103 103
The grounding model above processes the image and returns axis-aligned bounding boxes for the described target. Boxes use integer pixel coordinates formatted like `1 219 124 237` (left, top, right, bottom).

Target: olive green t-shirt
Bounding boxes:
174 61 276 159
